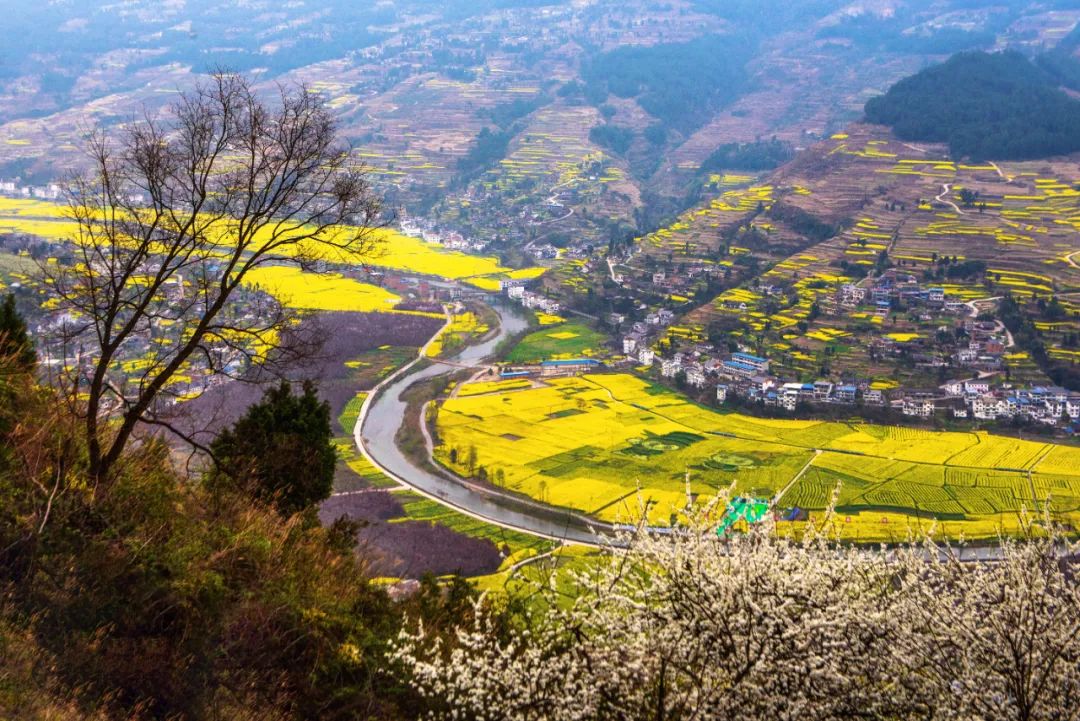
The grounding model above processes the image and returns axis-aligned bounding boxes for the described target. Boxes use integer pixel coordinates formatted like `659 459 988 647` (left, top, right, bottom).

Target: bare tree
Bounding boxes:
42 72 382 481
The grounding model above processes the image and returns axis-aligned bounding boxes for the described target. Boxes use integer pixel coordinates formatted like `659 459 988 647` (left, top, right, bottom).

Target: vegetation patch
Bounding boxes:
505 321 608 363
865 51 1080 160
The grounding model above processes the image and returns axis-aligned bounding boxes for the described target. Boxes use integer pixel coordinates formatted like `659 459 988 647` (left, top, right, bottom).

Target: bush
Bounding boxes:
0 358 483 719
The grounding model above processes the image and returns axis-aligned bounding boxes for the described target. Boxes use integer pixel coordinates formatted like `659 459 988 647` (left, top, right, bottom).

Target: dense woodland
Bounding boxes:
700 139 796 173
1036 24 1080 92
589 124 636 154
864 51 1080 160
581 34 752 135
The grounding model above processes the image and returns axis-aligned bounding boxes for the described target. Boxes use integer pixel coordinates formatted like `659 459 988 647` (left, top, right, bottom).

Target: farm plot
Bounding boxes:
505 321 608 363
393 491 554 559
244 265 411 314
435 373 1080 538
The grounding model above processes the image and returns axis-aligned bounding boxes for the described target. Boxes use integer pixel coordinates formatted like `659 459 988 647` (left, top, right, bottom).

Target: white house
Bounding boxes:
972 395 1003 420
686 366 708 388
942 380 964 397
660 357 682 378
902 399 935 418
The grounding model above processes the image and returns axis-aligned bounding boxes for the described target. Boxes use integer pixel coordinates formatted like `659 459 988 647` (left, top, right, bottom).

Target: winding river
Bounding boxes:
355 302 613 546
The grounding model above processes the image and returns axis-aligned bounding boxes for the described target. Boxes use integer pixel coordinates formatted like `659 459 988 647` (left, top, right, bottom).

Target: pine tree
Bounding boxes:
0 294 34 371
211 381 336 515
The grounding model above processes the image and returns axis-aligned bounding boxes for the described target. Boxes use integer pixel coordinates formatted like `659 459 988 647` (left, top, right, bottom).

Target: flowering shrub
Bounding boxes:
394 514 1080 720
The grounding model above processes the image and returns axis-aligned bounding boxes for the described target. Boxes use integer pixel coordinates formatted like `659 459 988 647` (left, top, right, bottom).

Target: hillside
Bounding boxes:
864 51 1080 160
1 2 1076 256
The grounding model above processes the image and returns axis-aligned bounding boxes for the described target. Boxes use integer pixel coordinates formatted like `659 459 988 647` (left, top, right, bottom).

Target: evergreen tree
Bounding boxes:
211 381 336 515
0 294 34 370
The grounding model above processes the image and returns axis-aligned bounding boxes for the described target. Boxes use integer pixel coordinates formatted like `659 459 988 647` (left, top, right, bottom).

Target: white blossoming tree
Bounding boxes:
394 513 1080 721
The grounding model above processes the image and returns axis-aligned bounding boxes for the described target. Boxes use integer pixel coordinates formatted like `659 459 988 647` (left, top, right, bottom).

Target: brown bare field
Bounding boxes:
319 491 504 578
168 310 442 444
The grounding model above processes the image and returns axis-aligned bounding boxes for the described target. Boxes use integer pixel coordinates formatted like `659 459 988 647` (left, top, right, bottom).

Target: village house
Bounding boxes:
838 283 866 306
541 359 601 377
813 380 834 400
660 357 682 378
686 365 708 388
942 380 964 397
863 389 885 405
719 359 759 380
731 352 769 373
835 385 858 403
902 398 935 418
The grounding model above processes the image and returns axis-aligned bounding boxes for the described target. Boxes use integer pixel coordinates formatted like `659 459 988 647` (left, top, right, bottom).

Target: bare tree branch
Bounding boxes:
39 71 384 481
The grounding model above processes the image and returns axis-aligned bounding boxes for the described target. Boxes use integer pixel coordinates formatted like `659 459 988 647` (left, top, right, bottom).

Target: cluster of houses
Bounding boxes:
1 180 149 206
29 267 286 403
864 318 1011 373
0 180 62 201
946 382 1080 425
952 320 1010 370
618 308 677 368
614 307 1077 428
505 283 562 315
835 270 963 316
399 217 483 252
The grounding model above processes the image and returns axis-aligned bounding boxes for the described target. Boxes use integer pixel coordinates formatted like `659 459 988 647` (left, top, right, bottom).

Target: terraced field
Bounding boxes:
434 372 1080 541
668 123 1080 386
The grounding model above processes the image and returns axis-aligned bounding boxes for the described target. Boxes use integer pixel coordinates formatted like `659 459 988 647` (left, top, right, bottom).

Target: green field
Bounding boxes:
346 346 418 389
337 392 367 435
434 373 1080 542
505 321 608 363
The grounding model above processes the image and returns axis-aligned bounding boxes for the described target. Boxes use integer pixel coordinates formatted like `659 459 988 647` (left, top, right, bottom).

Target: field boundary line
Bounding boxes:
772 449 822 505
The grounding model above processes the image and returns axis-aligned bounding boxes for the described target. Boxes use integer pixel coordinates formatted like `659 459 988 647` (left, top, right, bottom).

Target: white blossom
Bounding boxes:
393 512 1080 720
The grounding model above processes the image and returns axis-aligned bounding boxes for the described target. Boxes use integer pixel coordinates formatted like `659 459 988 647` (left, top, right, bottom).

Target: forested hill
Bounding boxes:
580 34 753 135
864 51 1080 161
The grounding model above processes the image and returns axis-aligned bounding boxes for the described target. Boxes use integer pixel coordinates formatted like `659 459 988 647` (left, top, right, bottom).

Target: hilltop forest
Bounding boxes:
864 51 1080 160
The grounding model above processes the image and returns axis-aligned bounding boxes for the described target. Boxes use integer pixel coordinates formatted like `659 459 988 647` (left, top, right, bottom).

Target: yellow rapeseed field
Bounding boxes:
434 373 1080 539
0 198 545 289
245 265 421 314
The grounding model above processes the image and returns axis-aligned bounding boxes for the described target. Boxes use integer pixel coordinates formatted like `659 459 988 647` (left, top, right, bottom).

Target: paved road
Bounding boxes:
356 303 615 546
